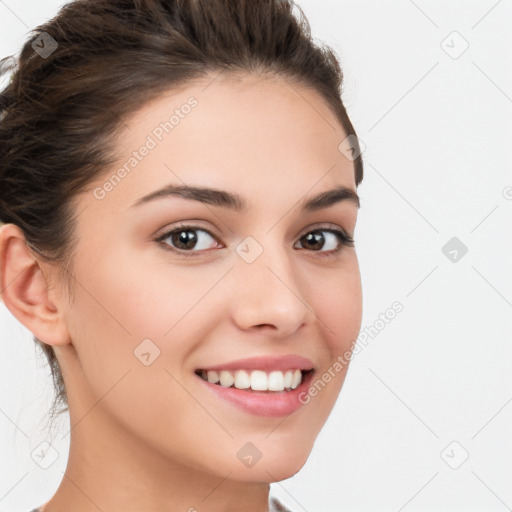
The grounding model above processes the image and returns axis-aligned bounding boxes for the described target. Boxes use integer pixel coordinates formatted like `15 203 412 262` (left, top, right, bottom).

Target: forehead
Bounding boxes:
84 73 356 216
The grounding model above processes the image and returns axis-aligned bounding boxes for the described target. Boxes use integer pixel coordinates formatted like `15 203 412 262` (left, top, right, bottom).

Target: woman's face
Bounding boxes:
56 73 362 481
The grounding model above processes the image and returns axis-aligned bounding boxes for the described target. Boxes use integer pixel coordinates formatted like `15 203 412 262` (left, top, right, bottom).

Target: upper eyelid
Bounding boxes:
155 222 219 241
156 222 350 240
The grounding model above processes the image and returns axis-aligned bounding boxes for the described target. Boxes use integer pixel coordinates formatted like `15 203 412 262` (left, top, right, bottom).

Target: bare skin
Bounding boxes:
0 73 362 512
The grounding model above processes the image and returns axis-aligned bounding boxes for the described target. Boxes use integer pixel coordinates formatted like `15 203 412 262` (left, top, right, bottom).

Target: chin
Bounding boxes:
223 447 311 483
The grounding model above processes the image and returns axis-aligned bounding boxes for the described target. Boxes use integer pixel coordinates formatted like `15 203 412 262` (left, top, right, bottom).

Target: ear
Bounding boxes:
0 223 71 346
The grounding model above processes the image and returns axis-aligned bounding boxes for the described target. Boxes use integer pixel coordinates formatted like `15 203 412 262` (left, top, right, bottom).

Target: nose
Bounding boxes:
229 243 311 337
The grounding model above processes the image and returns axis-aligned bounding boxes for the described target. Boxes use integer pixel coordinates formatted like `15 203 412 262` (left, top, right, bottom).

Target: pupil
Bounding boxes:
304 232 323 249
174 230 197 249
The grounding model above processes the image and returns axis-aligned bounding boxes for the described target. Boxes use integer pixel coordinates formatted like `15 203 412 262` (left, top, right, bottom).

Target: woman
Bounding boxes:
0 0 364 510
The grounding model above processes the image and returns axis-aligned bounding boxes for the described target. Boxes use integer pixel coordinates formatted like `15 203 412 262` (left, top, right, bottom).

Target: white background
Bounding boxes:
1 1 511 511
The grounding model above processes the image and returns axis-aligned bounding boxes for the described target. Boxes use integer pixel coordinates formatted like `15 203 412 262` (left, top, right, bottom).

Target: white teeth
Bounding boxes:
250 370 268 391
290 369 302 390
207 370 219 384
200 368 306 392
268 371 285 391
234 370 251 389
284 370 293 389
219 370 234 387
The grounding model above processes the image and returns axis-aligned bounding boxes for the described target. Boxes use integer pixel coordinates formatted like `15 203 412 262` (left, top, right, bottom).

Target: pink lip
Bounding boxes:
196 369 315 417
196 354 314 372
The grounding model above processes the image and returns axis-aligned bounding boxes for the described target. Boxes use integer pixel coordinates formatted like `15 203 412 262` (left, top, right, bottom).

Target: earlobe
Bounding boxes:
0 223 71 347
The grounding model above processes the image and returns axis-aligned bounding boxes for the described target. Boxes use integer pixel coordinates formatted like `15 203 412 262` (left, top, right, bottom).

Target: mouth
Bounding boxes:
194 368 315 393
193 354 317 416
194 366 316 417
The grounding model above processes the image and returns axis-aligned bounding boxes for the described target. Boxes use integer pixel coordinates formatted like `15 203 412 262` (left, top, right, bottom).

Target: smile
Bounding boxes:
195 368 312 392
195 367 316 417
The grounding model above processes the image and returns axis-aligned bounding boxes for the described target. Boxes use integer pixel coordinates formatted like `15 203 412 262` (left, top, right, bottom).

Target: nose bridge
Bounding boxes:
230 233 310 333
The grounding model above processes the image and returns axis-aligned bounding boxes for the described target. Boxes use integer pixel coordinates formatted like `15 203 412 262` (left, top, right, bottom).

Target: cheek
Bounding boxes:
63 252 235 463
71 246 211 337
66 246 229 394
311 258 363 353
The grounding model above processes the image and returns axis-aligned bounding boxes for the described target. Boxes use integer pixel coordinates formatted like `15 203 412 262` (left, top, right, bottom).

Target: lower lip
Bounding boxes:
196 370 315 417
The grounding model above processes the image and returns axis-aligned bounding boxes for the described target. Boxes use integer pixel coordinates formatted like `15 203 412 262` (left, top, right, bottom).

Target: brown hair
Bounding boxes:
0 0 364 422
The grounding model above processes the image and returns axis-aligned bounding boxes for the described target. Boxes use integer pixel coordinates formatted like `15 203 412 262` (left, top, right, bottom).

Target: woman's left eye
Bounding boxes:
294 228 354 256
155 224 354 257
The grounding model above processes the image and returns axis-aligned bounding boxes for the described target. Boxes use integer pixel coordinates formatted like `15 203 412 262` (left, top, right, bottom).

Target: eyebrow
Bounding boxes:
131 183 360 212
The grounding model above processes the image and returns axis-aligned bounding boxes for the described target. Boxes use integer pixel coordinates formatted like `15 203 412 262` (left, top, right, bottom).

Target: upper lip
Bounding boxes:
196 355 315 372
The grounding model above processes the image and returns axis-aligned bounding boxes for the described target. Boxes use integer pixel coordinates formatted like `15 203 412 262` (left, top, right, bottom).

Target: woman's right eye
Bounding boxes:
155 226 223 256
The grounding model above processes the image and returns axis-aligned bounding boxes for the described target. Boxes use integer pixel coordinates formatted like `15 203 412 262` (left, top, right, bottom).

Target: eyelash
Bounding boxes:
155 223 354 259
